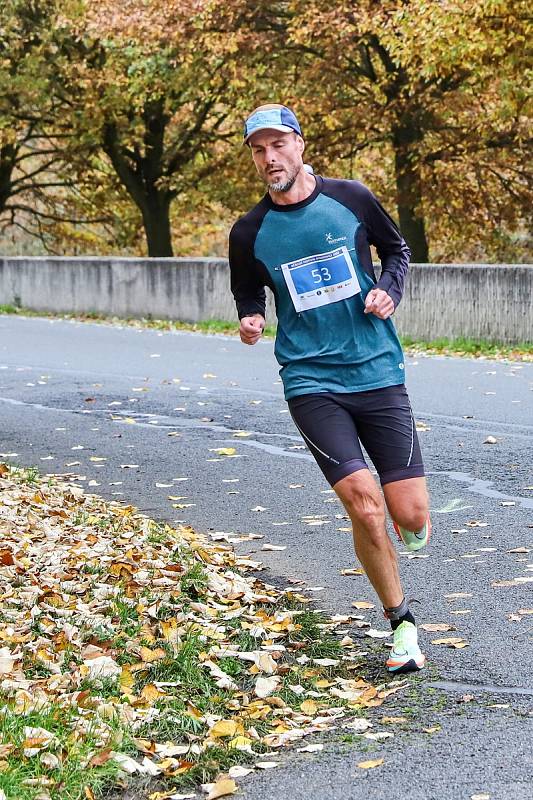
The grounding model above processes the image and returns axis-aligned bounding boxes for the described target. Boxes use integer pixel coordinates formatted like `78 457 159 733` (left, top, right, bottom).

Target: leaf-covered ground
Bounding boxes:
0 465 410 800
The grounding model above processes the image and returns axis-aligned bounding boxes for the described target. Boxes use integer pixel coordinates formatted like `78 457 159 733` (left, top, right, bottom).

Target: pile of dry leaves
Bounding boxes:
0 465 406 800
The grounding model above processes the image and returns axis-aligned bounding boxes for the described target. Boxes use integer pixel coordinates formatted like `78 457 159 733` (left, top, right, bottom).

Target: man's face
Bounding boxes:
248 130 305 192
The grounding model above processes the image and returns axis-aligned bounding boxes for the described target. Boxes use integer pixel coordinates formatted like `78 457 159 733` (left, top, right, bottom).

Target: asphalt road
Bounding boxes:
1 315 532 799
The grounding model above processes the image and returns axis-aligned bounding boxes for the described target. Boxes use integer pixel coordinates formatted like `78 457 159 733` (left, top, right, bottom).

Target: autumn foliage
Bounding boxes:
0 0 530 261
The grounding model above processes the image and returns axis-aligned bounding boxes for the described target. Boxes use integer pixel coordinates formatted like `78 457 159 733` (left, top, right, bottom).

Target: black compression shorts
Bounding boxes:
288 384 425 487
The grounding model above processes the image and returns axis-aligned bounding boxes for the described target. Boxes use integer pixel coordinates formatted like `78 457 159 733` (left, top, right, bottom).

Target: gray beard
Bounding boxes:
269 174 297 193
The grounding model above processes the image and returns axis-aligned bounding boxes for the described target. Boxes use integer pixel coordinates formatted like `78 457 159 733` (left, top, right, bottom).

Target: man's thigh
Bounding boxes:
350 384 425 486
287 393 368 486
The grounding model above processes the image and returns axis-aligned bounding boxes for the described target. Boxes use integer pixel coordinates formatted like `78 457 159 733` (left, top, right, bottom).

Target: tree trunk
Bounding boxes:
102 105 174 257
0 143 17 214
141 194 173 257
392 125 429 263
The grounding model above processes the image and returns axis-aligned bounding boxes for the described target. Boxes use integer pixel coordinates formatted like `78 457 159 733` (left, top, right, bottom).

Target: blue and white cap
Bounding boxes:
243 104 302 144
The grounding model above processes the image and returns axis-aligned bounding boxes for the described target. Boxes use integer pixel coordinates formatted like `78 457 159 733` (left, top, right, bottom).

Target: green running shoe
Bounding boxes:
393 514 431 552
386 621 425 673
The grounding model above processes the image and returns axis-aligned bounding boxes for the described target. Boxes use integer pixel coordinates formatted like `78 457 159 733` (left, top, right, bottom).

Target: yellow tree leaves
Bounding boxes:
282 0 532 262
3 0 530 259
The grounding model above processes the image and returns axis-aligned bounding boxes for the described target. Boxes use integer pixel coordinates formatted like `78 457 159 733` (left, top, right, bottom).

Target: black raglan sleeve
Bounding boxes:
229 219 267 320
360 186 411 308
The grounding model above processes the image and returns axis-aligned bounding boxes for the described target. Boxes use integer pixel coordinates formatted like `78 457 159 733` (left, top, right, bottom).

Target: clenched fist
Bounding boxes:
239 314 265 345
364 289 394 320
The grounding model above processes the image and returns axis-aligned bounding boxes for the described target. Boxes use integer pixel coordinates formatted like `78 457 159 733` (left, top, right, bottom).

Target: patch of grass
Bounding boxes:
1 305 530 358
340 733 357 744
230 629 260 652
217 656 246 679
146 526 173 546
11 466 40 485
147 631 211 689
109 593 140 635
179 562 208 599
77 676 123 699
138 704 204 742
400 334 533 360
0 706 124 800
289 610 329 642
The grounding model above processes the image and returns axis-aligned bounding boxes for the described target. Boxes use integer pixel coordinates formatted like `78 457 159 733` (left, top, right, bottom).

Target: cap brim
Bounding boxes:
244 124 296 144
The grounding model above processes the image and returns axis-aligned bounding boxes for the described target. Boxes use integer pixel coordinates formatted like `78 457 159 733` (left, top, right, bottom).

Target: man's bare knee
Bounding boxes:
335 472 386 536
384 478 429 531
395 501 428 532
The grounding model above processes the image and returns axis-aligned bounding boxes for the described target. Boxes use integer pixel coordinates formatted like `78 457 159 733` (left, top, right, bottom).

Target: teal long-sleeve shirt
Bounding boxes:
229 175 411 400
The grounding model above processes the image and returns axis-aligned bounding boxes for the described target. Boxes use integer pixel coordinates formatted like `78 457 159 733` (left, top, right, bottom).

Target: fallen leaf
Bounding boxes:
343 719 372 731
23 727 58 757
255 675 281 698
357 758 384 769
209 720 239 739
112 753 144 774
492 577 533 587
351 601 375 609
89 748 113 767
141 684 164 703
139 647 166 663
297 743 324 753
0 550 15 566
365 629 391 639
415 421 431 431
419 623 455 632
431 637 469 648
83 656 121 679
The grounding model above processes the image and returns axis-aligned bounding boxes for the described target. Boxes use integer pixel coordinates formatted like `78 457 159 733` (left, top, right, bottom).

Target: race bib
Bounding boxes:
281 246 361 313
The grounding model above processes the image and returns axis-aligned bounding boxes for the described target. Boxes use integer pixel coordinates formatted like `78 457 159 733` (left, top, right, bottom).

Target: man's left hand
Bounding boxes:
364 288 394 320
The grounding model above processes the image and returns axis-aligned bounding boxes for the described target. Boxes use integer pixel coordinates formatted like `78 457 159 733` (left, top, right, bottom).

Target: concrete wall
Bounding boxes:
0 256 531 343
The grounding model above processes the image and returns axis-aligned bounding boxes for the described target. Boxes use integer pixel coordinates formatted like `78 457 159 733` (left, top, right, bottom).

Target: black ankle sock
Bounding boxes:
390 609 416 631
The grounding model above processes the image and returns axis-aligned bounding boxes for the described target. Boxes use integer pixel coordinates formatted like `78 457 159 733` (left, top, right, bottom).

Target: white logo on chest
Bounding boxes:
326 232 347 244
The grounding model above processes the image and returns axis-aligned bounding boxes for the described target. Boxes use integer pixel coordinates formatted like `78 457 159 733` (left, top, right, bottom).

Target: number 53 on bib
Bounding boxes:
281 246 361 313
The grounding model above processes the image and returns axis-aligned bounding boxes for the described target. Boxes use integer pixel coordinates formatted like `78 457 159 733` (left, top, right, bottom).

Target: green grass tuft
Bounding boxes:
1 305 530 358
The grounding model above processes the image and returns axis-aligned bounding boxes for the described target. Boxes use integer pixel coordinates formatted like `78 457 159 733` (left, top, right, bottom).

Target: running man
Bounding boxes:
229 103 431 673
